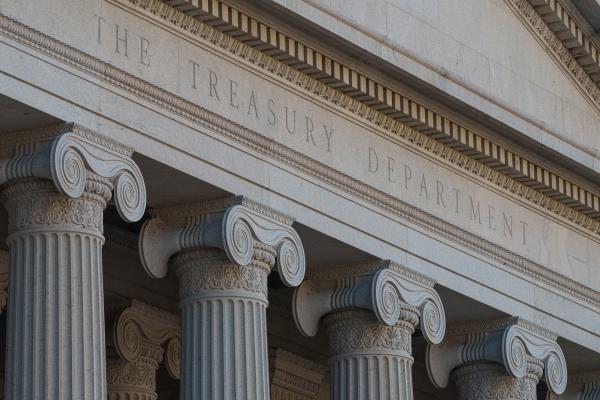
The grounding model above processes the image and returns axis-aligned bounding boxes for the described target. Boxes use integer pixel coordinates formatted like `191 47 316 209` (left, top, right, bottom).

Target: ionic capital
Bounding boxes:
106 299 181 380
138 196 305 287
546 371 600 400
0 123 146 222
426 317 568 395
292 260 446 344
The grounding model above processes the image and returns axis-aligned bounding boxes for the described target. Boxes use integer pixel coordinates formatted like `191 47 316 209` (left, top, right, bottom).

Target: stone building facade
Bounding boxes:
0 0 599 399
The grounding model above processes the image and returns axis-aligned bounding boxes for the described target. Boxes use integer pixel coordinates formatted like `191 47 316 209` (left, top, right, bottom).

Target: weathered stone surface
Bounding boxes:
106 300 181 400
0 126 146 400
139 197 306 400
269 348 327 400
0 0 599 296
426 317 568 397
294 261 445 400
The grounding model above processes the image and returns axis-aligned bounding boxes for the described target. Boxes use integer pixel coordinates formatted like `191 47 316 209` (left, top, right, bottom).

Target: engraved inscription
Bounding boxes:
368 147 530 247
76 8 596 282
188 61 335 154
94 14 152 67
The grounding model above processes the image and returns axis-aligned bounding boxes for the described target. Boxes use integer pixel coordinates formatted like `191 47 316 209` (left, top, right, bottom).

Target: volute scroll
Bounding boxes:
293 260 446 344
138 196 306 288
0 123 147 223
426 317 568 395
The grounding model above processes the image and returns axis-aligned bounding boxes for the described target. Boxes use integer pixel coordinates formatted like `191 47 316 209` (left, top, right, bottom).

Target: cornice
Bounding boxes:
115 0 600 235
2 9 600 306
160 0 600 221
525 0 600 86
506 0 600 106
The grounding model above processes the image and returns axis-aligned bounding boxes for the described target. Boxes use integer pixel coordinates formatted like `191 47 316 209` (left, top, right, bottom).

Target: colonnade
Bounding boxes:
0 125 593 399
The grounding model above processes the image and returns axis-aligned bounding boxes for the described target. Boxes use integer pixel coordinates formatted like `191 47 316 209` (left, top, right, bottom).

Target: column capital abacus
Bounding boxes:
138 195 305 287
426 317 568 396
292 260 446 345
0 122 146 223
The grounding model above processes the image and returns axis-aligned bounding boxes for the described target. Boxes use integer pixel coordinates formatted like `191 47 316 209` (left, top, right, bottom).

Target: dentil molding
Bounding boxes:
1 11 600 309
292 260 446 345
138 195 305 287
0 123 146 223
159 0 600 221
426 317 568 396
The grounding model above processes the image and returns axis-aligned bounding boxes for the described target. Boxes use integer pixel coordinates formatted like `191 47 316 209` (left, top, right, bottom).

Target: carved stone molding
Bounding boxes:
106 300 181 400
269 348 327 400
544 370 600 400
160 0 600 220
0 123 146 224
426 317 568 396
138 197 305 400
139 195 305 287
1 12 600 311
0 250 7 313
293 261 444 400
324 310 418 400
452 360 543 400
0 127 147 400
292 260 446 345
505 0 600 110
324 308 419 356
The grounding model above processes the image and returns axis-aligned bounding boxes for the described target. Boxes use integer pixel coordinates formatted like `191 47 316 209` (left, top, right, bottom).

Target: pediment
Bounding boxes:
502 0 600 114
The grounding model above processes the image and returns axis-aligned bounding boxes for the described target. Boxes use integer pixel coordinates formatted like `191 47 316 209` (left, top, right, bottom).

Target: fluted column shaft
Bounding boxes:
324 308 419 400
452 360 543 400
172 246 275 400
2 178 110 400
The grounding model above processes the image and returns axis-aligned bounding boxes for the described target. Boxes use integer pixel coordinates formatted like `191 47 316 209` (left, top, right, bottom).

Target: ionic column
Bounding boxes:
426 318 568 400
293 260 446 400
0 124 146 400
138 197 306 400
105 300 181 400
542 371 600 399
269 348 327 400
